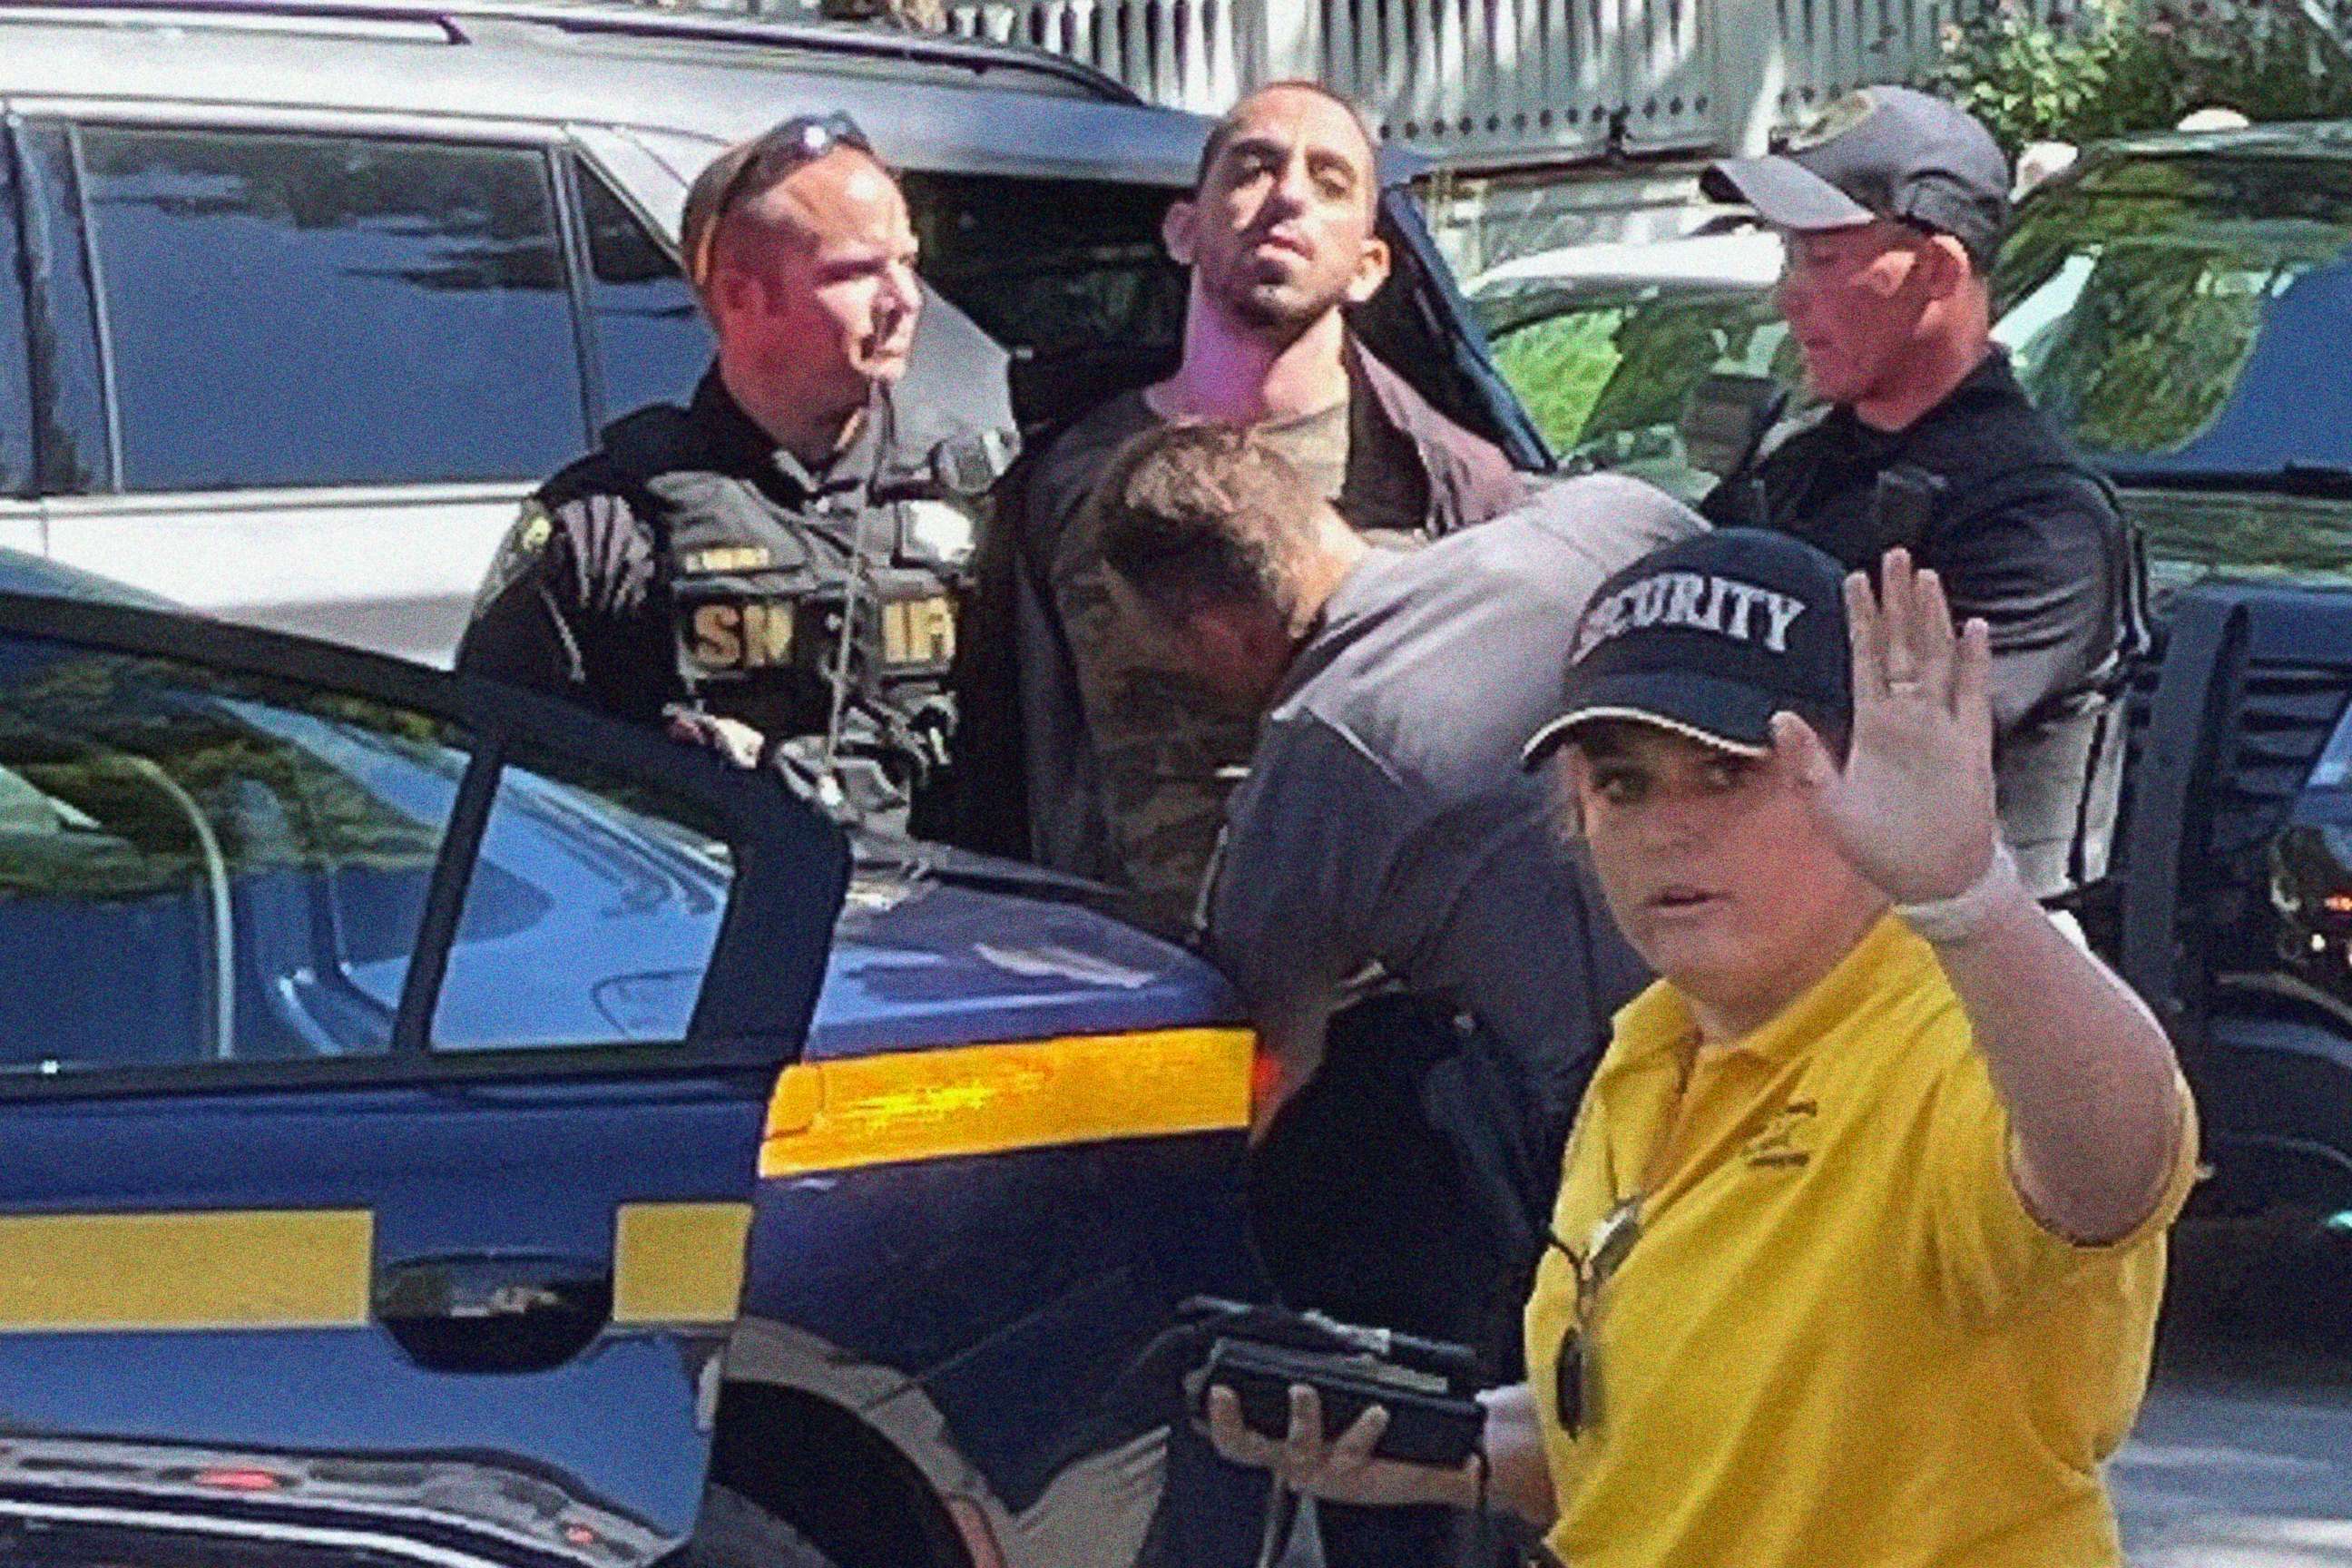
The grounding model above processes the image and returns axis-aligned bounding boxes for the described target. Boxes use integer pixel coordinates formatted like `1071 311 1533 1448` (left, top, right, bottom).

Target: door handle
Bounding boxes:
375 1254 612 1374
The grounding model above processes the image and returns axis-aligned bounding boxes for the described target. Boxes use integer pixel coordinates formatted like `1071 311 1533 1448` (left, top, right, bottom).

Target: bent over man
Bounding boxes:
1096 425 1694 1567
459 114 1014 823
1208 531 2196 1568
999 82 1521 929
1700 85 2144 900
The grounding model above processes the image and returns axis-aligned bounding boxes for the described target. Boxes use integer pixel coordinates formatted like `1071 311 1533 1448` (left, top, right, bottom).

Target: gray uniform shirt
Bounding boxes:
1206 474 1705 1114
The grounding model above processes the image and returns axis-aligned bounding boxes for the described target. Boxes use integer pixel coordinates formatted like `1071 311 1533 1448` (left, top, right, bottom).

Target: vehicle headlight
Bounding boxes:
2270 699 2352 990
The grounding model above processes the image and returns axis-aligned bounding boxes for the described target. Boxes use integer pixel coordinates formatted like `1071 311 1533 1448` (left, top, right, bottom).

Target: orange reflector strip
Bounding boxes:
761 1027 1255 1178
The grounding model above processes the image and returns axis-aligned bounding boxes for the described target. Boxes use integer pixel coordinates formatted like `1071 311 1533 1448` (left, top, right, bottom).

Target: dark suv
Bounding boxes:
2041 129 2352 1219
1472 124 2352 1220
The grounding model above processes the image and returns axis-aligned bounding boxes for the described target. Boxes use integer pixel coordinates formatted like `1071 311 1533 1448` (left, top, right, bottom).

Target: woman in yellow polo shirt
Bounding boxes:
1206 532 2196 1567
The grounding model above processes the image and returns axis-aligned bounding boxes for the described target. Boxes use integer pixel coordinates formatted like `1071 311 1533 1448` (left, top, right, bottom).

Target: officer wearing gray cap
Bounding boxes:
1700 84 2145 904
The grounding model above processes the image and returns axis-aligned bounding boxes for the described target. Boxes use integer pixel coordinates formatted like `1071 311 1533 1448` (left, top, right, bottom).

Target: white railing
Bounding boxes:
936 0 1990 164
1300 0 1720 162
944 0 1248 109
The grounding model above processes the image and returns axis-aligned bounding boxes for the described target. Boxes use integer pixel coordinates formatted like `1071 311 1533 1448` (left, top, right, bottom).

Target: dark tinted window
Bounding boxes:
574 159 711 421
76 125 588 491
0 633 468 1068
16 123 109 495
0 146 32 495
901 172 1186 427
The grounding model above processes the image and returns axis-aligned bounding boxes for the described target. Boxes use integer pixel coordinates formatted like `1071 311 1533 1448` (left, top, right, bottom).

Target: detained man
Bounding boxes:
985 82 1521 931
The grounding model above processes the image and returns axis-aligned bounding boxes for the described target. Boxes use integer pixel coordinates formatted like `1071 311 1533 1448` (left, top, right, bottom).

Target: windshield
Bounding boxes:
1474 281 1793 501
1993 150 2352 475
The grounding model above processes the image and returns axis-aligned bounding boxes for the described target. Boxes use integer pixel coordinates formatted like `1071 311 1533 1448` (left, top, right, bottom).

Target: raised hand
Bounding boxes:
1767 548 1999 906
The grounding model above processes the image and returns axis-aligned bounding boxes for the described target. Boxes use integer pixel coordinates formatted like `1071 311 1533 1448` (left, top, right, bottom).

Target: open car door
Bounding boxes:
0 591 847 1568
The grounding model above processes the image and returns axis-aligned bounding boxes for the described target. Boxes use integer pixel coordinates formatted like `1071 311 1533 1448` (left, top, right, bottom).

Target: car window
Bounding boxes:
1993 152 2352 477
900 172 1187 428
433 749 735 1050
1485 301 1636 452
573 156 712 425
1478 284 1789 500
0 632 466 1069
74 124 590 493
0 142 33 496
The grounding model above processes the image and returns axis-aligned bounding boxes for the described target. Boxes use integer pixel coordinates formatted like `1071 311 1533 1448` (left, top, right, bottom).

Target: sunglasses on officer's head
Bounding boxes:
688 112 877 290
1549 1196 1642 1440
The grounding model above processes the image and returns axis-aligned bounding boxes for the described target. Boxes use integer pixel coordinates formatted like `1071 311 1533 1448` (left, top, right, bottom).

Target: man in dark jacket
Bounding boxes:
1000 82 1523 931
1700 85 2143 900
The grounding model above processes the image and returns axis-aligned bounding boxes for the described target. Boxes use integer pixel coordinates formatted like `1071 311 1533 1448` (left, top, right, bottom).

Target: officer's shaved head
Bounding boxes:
687 122 924 461
744 150 899 261
685 134 903 295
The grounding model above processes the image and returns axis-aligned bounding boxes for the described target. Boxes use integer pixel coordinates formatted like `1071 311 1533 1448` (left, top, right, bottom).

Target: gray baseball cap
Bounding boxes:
1701 85 2011 267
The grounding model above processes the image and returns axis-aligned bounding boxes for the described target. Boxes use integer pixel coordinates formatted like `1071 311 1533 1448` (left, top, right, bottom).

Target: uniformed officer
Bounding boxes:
458 113 1014 825
1699 85 2145 901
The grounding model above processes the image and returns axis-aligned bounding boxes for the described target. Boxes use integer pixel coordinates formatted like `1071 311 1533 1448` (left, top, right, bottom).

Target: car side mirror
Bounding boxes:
1681 372 1788 478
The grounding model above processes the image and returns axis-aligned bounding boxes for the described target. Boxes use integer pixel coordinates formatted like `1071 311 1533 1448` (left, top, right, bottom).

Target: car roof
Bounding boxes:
2082 118 2352 162
0 547 174 608
0 0 1225 187
1466 224 1782 296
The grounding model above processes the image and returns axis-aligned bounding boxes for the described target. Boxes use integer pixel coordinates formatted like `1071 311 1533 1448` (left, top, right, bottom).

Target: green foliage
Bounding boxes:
1936 0 2352 150
1487 308 1628 450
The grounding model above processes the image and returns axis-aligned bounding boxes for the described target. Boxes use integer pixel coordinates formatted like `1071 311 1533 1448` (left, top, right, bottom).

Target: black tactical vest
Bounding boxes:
599 395 1011 784
1708 391 2151 899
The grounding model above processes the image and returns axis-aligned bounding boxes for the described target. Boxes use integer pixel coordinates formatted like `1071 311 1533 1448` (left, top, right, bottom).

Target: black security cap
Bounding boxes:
1524 529 1851 767
1701 85 2010 268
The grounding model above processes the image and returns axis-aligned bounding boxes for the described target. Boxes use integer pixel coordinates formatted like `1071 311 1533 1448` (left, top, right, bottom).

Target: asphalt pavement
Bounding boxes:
2117 1219 2352 1567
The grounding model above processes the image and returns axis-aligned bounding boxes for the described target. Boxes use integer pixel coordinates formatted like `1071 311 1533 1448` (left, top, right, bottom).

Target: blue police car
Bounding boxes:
0 546 1269 1568
0 0 1560 1558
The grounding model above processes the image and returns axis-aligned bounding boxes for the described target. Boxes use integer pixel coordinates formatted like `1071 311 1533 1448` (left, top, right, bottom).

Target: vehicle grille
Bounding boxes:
2208 662 2349 972
2116 646 2349 975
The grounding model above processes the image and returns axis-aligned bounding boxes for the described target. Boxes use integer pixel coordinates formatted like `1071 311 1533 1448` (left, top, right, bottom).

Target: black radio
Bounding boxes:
1179 1297 1486 1469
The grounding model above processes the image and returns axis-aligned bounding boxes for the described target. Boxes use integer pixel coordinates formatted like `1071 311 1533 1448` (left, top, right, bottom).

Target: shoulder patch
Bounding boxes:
474 500 557 616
